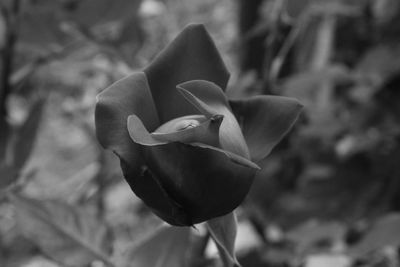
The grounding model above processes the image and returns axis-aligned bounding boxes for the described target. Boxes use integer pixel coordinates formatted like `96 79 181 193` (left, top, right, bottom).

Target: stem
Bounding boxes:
189 231 210 267
0 0 21 116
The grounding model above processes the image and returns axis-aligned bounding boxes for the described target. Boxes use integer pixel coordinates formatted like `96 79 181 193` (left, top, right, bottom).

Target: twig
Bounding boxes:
11 41 83 89
76 116 108 219
0 0 21 116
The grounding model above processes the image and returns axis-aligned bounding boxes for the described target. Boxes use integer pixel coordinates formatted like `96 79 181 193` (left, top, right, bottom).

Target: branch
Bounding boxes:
0 0 21 116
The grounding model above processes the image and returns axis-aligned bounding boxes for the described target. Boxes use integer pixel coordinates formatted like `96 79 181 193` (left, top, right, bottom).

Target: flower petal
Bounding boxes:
119 160 191 226
151 115 223 146
191 143 260 170
144 24 230 123
177 80 250 159
144 142 258 224
127 115 167 146
95 72 159 177
127 114 223 147
229 96 303 162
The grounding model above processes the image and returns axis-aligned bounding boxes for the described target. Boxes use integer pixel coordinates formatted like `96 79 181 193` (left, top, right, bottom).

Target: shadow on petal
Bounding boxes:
95 72 160 177
230 95 303 162
192 143 260 170
120 159 192 226
144 142 258 224
144 24 230 123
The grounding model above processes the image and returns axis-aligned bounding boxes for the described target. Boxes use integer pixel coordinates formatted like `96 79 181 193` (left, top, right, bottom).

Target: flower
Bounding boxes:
95 24 302 226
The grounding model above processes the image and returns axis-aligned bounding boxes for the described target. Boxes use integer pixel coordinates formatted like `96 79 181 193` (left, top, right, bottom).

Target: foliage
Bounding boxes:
1 0 400 267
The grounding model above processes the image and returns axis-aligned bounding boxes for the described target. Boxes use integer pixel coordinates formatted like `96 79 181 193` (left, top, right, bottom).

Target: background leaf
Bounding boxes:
207 212 241 267
9 193 114 267
0 163 17 190
125 224 191 267
349 213 400 258
12 97 46 171
304 254 351 267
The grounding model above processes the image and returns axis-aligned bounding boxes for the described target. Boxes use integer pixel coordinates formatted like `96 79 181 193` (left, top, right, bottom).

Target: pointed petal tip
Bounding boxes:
245 161 261 170
176 85 217 117
183 23 207 34
211 114 224 124
289 97 304 119
293 98 304 109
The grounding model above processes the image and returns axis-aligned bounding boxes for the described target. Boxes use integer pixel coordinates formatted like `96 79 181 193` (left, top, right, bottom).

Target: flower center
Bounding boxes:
176 119 200 131
154 115 206 134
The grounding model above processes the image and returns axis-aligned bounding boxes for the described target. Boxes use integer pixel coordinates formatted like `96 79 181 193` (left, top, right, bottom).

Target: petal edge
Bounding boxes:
95 72 159 177
229 95 303 162
144 24 230 123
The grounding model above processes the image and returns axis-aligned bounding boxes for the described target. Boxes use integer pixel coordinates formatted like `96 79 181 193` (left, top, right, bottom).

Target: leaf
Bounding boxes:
356 44 400 85
125 225 191 267
18 0 143 50
207 212 241 267
9 193 115 267
304 254 351 267
286 220 345 254
349 213 400 258
18 1 68 50
12 97 46 171
66 0 142 28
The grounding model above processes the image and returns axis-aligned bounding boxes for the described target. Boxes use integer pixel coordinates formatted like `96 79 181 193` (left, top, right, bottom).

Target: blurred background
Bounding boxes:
1 0 400 266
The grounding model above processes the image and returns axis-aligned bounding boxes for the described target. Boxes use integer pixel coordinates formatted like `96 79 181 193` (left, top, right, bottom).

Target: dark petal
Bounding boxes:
144 142 258 224
178 80 250 159
192 143 260 170
127 114 222 147
229 96 303 162
126 114 257 225
144 24 230 123
95 72 159 177
126 115 167 146
119 160 191 226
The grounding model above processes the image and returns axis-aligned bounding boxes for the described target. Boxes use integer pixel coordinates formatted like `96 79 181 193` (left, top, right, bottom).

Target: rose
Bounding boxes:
95 24 302 226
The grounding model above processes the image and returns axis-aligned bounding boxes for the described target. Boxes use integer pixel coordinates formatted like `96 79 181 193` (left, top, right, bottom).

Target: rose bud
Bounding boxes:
95 24 302 226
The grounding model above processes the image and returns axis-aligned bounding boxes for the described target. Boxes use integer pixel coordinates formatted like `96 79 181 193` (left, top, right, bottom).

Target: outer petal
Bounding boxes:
144 142 258 224
119 160 191 226
229 96 303 162
178 80 250 159
144 24 230 123
126 112 258 225
95 72 159 177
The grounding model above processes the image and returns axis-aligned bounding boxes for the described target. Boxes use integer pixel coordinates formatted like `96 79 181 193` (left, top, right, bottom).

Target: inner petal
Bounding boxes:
127 114 224 148
151 114 224 147
155 115 207 133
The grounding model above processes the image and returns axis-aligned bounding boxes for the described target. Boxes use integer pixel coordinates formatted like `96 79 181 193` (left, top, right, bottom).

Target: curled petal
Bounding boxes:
127 114 223 147
152 115 223 147
178 80 250 159
230 96 303 162
144 142 258 224
144 24 230 123
95 72 159 177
